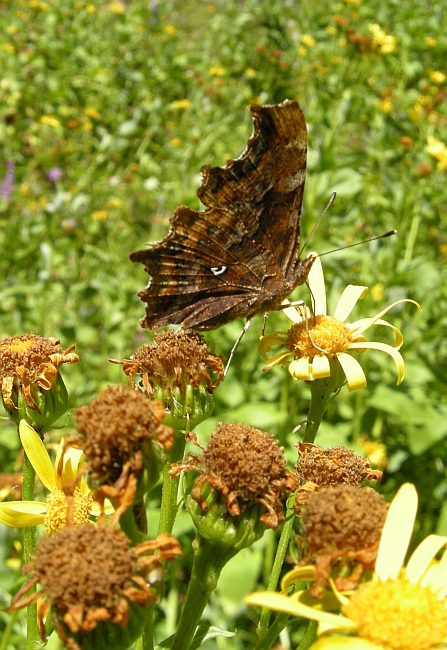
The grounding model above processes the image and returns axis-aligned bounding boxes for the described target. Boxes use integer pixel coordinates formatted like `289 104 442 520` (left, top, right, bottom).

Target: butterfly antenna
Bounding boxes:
299 192 337 258
318 229 397 258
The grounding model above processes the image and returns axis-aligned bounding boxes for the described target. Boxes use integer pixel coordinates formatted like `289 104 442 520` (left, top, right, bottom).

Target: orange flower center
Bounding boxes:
287 315 353 359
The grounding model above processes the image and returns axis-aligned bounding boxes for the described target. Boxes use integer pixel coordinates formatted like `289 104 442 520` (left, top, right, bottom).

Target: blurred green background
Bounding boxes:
0 0 447 646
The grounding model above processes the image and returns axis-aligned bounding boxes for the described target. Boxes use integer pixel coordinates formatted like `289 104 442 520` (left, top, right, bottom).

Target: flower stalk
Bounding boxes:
21 451 38 650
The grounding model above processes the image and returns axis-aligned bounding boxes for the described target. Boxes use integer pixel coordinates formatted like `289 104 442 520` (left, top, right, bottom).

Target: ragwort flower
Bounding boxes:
0 334 78 432
112 330 224 430
246 484 447 650
170 422 297 534
260 255 420 392
0 420 94 535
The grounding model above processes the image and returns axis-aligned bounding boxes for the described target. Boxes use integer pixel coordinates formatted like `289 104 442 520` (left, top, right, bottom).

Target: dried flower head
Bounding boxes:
114 330 224 393
9 523 182 650
300 485 388 596
294 443 382 511
112 330 224 430
0 334 78 431
170 422 297 530
76 384 171 489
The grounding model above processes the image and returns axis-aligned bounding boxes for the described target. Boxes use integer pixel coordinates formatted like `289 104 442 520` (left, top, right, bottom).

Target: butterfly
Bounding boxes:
131 99 314 332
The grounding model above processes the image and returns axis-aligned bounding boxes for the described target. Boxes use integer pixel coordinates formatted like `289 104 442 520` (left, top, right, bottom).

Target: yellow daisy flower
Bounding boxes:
246 484 447 650
0 421 96 535
259 255 420 391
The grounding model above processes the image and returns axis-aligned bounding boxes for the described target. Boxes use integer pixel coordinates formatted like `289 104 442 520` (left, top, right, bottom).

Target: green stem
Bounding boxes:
296 620 317 650
255 510 295 648
170 533 236 650
119 502 143 545
22 452 38 650
302 387 333 443
158 433 187 535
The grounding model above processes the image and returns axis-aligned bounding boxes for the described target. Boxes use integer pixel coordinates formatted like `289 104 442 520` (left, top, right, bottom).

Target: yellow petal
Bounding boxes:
259 332 289 359
263 350 294 369
289 356 312 380
351 299 421 338
307 255 327 316
375 483 418 581
0 501 46 527
281 566 316 591
406 534 447 584
19 420 57 490
310 354 331 379
333 285 368 322
349 341 405 384
281 300 307 323
426 548 447 597
244 591 354 630
60 447 84 485
336 353 367 391
349 318 403 349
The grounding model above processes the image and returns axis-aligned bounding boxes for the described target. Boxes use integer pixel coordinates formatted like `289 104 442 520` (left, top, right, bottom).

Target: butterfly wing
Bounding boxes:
131 99 307 331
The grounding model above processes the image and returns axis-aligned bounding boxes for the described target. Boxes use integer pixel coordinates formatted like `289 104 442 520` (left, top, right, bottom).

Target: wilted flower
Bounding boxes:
260 255 419 392
296 485 388 596
0 334 79 432
294 443 383 511
76 385 171 502
170 422 297 533
112 330 224 430
9 523 182 650
0 421 94 535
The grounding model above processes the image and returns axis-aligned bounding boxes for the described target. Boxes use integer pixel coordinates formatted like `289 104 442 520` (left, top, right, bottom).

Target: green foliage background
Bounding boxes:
0 0 447 647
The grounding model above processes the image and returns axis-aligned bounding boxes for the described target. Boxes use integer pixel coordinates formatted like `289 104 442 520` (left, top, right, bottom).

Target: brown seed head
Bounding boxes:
76 384 172 484
203 422 286 499
302 485 387 555
0 334 78 411
112 330 224 394
296 443 383 488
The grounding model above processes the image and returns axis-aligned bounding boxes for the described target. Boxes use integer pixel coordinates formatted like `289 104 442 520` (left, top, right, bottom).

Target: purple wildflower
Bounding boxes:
46 167 63 182
0 160 15 200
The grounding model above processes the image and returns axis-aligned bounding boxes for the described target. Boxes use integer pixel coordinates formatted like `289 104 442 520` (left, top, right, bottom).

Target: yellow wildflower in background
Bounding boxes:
301 34 316 47
426 135 447 171
107 0 124 13
170 137 182 147
39 115 61 128
2 44 16 53
209 66 225 76
425 37 437 47
170 99 192 109
429 70 446 85
91 210 109 221
380 98 393 113
164 24 176 35
107 198 121 208
369 23 397 54
85 107 100 119
260 255 419 392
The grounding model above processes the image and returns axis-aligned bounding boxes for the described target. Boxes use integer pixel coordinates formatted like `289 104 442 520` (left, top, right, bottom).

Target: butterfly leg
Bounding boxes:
224 318 252 377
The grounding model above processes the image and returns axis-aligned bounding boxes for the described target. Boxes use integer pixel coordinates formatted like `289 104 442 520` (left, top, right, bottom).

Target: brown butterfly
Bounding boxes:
131 99 314 331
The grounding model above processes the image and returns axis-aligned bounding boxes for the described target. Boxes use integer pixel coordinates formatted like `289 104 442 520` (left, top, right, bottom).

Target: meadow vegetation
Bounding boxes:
0 0 447 647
